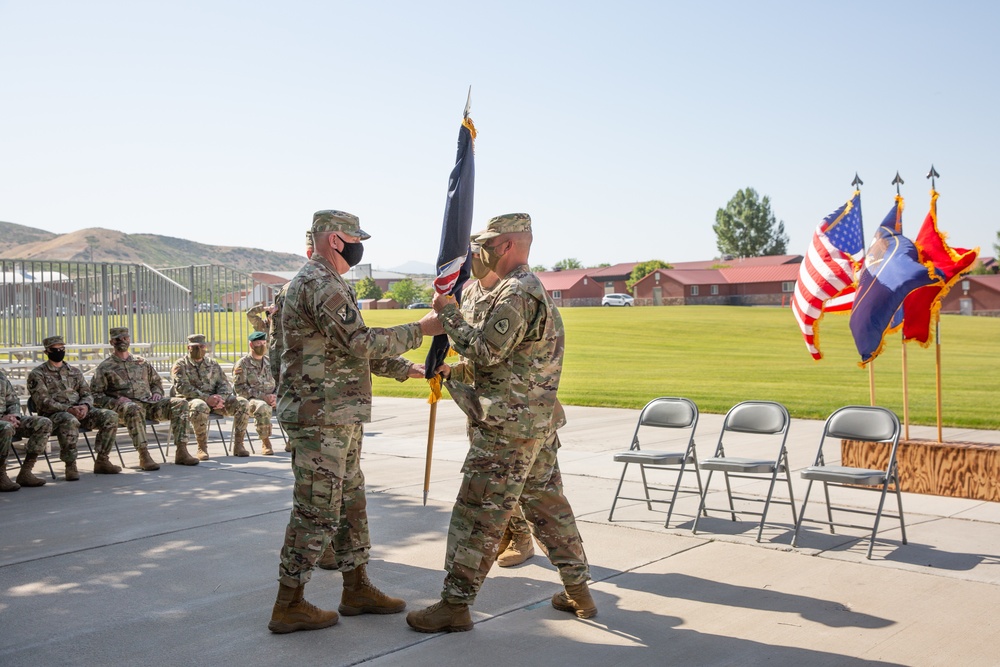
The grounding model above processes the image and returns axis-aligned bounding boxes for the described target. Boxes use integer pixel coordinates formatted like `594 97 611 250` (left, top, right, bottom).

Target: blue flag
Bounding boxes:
849 196 939 365
425 114 476 379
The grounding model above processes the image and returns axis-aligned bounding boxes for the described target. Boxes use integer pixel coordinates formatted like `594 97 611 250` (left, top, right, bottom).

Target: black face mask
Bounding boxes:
339 241 364 267
47 349 66 363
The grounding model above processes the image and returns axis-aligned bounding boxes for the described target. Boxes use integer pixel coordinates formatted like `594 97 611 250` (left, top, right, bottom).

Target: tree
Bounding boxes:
626 260 672 292
385 278 422 307
994 229 999 259
355 276 382 300
713 187 789 257
554 258 582 270
530 265 548 273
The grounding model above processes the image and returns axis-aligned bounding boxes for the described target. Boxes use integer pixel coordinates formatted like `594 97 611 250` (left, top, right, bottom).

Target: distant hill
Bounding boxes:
0 221 306 274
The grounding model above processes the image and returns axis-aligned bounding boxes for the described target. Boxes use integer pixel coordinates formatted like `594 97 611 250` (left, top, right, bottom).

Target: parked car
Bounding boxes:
196 303 225 312
601 293 634 307
406 302 431 309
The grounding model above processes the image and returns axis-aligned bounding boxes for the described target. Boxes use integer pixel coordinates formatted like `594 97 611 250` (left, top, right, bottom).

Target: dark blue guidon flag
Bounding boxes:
425 116 476 379
849 196 939 365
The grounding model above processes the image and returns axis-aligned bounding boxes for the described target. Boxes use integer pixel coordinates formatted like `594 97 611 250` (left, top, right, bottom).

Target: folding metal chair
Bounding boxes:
23 398 59 480
608 397 704 528
792 405 906 559
692 401 796 541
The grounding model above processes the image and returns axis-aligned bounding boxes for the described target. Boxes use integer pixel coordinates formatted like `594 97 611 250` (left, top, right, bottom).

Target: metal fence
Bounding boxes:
1 259 284 372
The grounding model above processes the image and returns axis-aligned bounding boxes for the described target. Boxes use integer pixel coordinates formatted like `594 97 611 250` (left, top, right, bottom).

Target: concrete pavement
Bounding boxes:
2 397 998 666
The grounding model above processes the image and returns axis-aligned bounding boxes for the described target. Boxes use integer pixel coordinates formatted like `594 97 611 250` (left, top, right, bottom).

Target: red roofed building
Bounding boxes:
939 274 1000 316
633 264 800 306
535 269 604 307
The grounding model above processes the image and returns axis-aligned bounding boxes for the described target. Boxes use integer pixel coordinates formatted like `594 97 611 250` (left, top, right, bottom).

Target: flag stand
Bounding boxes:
423 399 437 505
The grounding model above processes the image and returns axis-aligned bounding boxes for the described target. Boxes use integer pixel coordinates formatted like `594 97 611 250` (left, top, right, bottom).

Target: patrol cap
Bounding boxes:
248 331 266 342
110 327 129 338
311 210 371 240
187 333 207 346
42 335 65 348
305 230 314 250
474 213 532 241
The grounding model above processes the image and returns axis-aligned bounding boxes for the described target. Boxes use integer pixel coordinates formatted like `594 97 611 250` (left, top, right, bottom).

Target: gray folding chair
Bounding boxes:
791 405 906 559
692 401 796 541
608 397 704 528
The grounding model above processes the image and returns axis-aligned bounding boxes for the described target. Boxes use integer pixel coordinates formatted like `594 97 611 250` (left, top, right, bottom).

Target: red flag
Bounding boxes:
901 190 979 345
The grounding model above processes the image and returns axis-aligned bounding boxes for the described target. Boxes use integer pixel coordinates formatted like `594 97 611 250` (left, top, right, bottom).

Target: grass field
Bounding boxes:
363 305 1000 430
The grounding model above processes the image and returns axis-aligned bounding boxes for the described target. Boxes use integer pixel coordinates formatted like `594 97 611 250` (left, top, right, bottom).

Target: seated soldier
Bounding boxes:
233 331 277 455
171 334 250 459
1 367 53 491
90 327 199 469
28 335 121 480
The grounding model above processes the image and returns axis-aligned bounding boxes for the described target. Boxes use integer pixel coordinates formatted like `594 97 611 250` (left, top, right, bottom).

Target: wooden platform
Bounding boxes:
841 438 1000 501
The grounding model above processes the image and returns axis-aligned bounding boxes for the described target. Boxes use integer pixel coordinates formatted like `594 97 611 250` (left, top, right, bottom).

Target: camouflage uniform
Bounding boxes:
268 286 287 385
27 361 118 463
171 353 249 444
0 369 52 459
437 262 589 605
233 353 275 442
276 213 422 588
247 304 269 333
90 354 191 451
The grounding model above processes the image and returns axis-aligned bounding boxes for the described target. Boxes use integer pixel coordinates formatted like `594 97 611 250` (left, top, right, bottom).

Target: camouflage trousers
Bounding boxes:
188 396 249 441
0 416 52 458
110 398 189 450
277 422 371 587
246 399 273 439
47 408 119 463
442 429 590 605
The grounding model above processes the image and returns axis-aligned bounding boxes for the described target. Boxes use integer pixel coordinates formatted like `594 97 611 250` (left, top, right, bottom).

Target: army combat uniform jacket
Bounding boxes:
27 362 95 415
233 354 275 400
277 255 421 426
91 354 165 406
171 356 235 399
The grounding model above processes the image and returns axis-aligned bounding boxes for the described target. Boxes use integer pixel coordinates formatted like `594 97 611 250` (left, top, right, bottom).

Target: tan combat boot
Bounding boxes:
405 600 473 633
137 447 160 471
94 453 122 474
267 583 339 634
16 455 47 487
65 461 80 481
497 524 513 556
174 442 200 466
196 434 210 461
339 564 406 615
0 456 21 492
231 434 249 457
551 581 598 619
317 544 337 570
260 437 273 456
284 440 291 452
497 532 535 567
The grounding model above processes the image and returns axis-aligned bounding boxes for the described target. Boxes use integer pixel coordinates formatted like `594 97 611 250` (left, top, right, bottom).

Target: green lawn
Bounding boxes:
364 305 1000 430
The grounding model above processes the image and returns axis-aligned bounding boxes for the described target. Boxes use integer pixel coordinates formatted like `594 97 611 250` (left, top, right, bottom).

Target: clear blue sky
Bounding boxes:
1 1 996 270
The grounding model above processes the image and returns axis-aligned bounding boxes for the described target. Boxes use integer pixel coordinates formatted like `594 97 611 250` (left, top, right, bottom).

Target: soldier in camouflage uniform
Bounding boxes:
27 335 121 481
90 327 199 469
407 213 595 633
0 368 52 491
267 210 444 635
171 334 250 459
233 331 277 455
452 235 543 568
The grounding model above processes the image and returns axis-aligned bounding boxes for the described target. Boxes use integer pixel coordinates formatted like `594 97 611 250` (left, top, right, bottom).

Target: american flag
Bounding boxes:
792 192 865 360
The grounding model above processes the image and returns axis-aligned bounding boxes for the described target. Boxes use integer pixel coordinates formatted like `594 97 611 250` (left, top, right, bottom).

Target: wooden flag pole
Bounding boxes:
868 361 875 406
935 320 943 443
901 334 910 440
423 398 437 506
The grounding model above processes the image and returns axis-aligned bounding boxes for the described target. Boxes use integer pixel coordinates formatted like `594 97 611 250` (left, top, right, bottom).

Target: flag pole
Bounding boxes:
901 333 910 439
927 165 944 443
423 86 477 506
